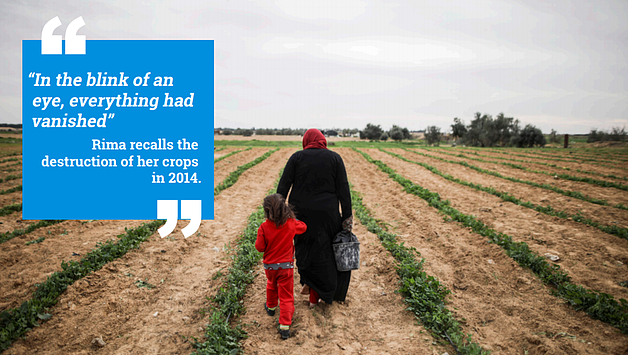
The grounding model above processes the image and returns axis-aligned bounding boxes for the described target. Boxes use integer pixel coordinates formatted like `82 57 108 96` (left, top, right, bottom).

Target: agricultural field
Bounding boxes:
1 137 627 354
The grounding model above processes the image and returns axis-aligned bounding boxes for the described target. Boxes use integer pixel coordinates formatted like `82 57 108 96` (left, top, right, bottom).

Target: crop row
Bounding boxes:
350 185 486 354
214 149 279 195
0 185 21 196
470 148 628 172
1 150 275 352
381 149 628 242
409 149 626 210
0 158 19 165
192 171 282 354
499 147 628 164
425 149 628 192
0 175 20 184
431 148 628 182
0 220 64 244
214 147 252 164
355 148 628 334
0 220 165 351
0 203 21 217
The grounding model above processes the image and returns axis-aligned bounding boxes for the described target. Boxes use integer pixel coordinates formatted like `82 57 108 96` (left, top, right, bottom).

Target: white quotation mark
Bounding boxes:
157 200 202 238
41 16 86 55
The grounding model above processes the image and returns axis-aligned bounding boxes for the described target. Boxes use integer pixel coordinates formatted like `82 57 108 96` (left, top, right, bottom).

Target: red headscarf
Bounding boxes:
302 129 328 150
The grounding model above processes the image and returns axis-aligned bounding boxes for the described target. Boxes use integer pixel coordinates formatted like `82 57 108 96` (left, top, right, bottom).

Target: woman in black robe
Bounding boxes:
277 129 353 305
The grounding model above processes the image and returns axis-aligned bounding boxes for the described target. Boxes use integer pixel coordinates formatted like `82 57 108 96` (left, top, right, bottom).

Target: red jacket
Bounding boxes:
255 218 307 264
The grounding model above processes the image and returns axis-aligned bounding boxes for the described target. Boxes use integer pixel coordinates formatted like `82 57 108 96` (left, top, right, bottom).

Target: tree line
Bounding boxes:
449 112 546 147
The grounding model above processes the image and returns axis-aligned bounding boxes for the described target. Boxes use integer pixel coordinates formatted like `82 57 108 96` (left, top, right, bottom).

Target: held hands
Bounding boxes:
342 215 353 233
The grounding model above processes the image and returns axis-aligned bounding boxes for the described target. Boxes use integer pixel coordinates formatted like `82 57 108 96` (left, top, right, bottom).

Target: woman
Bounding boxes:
277 129 353 306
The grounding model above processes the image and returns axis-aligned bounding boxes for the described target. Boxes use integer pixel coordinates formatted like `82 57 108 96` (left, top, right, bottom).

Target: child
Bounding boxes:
255 193 307 340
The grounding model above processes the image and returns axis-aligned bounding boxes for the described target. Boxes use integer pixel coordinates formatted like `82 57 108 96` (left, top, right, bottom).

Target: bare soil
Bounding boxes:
214 148 271 188
417 149 628 208
240 220 446 355
455 148 628 180
3 145 628 355
404 149 628 229
8 148 296 355
373 148 628 300
341 148 627 354
0 220 146 312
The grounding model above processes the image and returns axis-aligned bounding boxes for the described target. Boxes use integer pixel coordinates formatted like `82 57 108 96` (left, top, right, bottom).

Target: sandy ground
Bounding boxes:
2 146 628 354
8 148 296 354
372 148 628 300
403 149 628 229
437 148 628 185
455 148 628 178
340 148 627 354
414 149 628 208
214 148 271 188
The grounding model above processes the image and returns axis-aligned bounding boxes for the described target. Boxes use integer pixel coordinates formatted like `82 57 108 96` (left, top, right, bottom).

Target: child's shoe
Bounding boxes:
264 303 276 316
279 325 290 340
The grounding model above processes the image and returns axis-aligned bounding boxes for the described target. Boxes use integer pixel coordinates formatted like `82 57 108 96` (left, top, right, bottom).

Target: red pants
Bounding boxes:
264 268 294 326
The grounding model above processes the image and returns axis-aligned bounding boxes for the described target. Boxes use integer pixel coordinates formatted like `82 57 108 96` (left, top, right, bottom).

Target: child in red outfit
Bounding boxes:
255 194 307 339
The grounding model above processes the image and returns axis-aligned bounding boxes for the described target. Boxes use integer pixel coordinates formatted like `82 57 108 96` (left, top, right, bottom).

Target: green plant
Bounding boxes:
25 237 45 245
355 148 628 334
350 185 487 354
214 147 252 164
192 170 283 354
214 149 279 195
380 149 628 242
0 220 164 351
135 279 155 289
0 203 21 217
0 220 64 244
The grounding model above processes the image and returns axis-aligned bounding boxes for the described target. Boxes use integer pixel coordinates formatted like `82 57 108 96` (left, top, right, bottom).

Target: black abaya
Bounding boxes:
277 148 352 304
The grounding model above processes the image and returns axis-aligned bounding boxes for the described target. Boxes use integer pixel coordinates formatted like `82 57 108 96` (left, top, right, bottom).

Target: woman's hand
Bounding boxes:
342 215 353 233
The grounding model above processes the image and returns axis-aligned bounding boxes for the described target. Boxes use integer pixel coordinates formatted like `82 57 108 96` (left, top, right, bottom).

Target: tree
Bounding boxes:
549 129 560 144
516 124 546 147
380 132 389 141
425 126 442 146
402 127 412 140
388 125 408 142
361 123 384 140
450 117 467 141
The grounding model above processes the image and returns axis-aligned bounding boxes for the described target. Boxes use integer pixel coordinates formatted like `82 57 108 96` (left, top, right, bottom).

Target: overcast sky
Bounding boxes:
2 0 626 133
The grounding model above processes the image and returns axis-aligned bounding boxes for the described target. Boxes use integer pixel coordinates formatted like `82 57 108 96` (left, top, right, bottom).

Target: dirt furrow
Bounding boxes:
214 148 270 188
340 148 626 354
0 148 268 312
8 148 296 355
436 149 628 185
453 149 628 179
402 149 628 229
0 191 21 211
371 148 628 301
416 149 628 207
0 220 147 312
239 218 445 355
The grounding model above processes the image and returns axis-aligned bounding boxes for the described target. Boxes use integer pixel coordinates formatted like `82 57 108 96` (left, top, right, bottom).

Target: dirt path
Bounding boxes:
0 220 147 312
8 148 296 355
416 149 628 208
401 149 628 229
239 219 445 355
371 149 628 301
214 148 271 188
340 148 627 354
453 149 628 179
